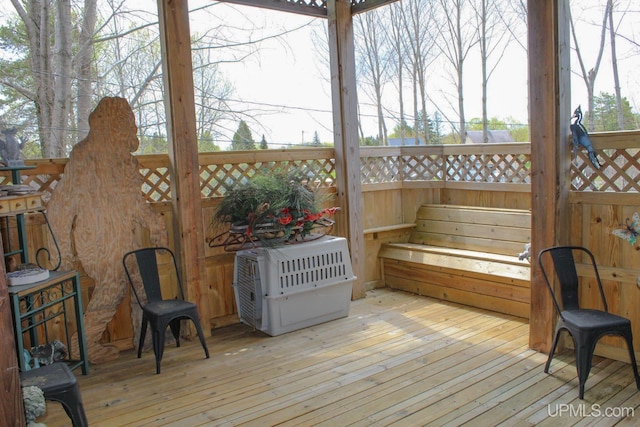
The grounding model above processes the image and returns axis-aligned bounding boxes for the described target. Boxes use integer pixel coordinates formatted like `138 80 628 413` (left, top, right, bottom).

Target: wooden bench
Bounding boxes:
379 204 531 318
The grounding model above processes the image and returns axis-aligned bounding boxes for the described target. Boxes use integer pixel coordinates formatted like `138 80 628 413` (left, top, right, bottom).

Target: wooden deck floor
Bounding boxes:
39 289 639 426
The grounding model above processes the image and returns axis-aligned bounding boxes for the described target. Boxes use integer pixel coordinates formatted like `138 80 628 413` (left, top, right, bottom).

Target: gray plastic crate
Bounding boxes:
233 235 355 336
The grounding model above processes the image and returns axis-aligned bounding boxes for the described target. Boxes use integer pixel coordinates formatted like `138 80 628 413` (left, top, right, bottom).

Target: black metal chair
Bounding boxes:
123 247 210 374
20 362 88 427
538 246 640 399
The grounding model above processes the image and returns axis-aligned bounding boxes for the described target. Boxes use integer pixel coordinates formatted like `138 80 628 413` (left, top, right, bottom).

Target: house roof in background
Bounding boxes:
387 137 426 146
465 130 514 143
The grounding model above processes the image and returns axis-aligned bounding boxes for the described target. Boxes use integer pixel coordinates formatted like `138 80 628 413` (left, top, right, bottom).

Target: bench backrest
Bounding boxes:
410 204 531 257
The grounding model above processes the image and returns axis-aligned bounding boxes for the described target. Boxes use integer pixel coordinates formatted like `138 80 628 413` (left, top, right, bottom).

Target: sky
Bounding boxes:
188 2 333 147
188 0 640 147
1 1 638 148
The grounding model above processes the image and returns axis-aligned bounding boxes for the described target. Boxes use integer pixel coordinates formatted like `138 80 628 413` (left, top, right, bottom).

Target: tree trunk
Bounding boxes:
456 4 466 144
569 3 608 130
388 5 405 145
18 0 55 157
76 0 98 141
607 0 624 129
51 0 72 156
481 0 488 143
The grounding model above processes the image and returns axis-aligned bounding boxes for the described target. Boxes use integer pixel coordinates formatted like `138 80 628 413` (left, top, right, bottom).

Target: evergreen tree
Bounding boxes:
360 136 381 146
389 119 414 138
198 130 220 152
591 92 638 131
311 131 321 146
260 134 268 149
231 120 256 150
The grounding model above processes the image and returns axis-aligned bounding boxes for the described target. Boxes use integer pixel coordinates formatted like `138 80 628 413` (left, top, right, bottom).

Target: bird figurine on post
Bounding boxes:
570 105 600 169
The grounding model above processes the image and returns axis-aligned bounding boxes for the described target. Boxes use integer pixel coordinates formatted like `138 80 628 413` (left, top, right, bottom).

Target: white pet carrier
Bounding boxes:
233 235 355 336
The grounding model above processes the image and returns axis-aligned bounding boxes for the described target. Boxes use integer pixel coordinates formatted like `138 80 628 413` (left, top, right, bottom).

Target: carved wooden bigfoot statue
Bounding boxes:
47 97 167 364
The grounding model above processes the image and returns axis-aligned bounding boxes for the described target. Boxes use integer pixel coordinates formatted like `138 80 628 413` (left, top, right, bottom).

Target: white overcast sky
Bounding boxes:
1 0 638 147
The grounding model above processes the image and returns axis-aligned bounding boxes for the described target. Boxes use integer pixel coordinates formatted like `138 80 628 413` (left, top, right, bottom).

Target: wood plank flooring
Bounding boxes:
38 289 640 426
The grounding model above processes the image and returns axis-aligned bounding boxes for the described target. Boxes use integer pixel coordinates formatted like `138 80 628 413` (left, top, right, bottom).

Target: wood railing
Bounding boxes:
360 143 531 191
2 143 534 200
5 134 640 200
4 133 640 361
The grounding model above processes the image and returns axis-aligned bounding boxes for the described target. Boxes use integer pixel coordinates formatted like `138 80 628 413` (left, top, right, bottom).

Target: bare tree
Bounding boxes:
502 0 527 52
607 0 625 129
386 3 407 144
570 1 609 129
472 0 512 143
436 0 479 143
50 0 72 156
7 0 129 156
9 0 54 156
355 8 389 145
75 0 97 141
3 1 301 155
402 0 438 144
192 46 234 144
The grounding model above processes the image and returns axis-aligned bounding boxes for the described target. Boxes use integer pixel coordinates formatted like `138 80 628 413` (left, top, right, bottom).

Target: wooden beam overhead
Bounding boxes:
215 0 398 17
218 0 328 17
351 0 399 15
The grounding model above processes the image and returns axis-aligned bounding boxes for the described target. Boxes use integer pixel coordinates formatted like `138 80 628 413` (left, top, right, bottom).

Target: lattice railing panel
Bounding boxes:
0 162 66 203
360 155 402 184
140 167 171 202
200 163 254 198
571 147 640 192
200 159 336 199
30 139 640 204
445 153 531 183
1 155 336 204
403 154 444 181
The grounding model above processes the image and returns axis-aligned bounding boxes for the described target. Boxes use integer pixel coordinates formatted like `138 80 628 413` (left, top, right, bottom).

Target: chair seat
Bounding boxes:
21 362 77 392
144 299 197 317
562 309 631 330
20 363 88 427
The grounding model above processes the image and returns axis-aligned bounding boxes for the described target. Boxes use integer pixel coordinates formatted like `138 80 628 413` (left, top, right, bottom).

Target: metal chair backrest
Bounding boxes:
538 246 608 314
123 247 184 306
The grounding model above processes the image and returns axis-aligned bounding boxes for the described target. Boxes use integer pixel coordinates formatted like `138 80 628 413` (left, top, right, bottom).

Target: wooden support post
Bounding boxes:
0 238 25 426
528 0 571 352
157 0 211 335
328 0 365 299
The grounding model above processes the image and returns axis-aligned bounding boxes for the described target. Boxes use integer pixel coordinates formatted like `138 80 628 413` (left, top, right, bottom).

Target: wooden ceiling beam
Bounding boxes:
215 0 399 18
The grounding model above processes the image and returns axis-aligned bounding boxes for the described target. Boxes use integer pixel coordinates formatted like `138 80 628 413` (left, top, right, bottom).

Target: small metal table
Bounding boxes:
8 270 89 374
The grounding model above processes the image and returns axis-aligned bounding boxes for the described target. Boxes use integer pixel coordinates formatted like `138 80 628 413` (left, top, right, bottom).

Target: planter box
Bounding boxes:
233 235 355 336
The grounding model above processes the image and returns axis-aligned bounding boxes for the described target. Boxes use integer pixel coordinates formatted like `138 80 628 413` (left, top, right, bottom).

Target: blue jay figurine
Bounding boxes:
570 105 600 169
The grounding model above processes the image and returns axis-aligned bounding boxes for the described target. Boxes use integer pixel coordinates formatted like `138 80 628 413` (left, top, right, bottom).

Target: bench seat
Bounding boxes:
379 204 531 318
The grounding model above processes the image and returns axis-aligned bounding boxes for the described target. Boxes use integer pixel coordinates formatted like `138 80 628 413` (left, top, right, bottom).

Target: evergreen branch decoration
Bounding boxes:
209 170 338 251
